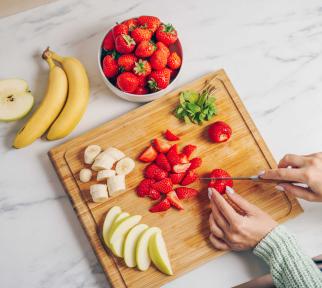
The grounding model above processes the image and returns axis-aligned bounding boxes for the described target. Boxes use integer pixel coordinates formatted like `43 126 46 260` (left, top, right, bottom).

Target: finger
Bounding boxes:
278 154 306 168
260 168 306 182
209 234 230 250
209 213 225 239
278 183 317 201
303 152 322 159
225 188 259 215
209 189 229 231
211 188 239 224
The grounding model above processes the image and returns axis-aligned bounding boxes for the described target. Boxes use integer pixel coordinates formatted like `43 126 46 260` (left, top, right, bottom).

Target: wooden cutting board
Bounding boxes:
49 69 303 288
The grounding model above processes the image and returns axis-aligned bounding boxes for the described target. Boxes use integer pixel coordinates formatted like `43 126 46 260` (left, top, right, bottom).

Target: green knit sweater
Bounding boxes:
253 225 322 288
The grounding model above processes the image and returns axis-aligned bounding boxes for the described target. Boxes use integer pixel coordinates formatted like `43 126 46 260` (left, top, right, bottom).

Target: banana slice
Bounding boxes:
115 157 135 175
79 168 92 183
90 184 108 202
84 145 102 164
103 147 125 161
97 169 116 181
92 154 115 171
107 175 126 196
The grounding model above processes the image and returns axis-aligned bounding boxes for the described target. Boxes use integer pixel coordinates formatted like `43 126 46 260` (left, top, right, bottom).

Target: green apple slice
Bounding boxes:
0 79 34 122
109 215 142 257
106 211 130 248
102 206 122 247
123 224 148 268
136 227 161 271
149 231 173 275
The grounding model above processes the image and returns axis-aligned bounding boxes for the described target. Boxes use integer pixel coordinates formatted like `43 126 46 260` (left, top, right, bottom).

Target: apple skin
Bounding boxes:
102 206 122 248
148 231 173 275
106 211 130 247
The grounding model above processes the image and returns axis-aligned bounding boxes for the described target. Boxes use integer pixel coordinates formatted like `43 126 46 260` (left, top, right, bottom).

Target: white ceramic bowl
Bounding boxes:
98 27 183 103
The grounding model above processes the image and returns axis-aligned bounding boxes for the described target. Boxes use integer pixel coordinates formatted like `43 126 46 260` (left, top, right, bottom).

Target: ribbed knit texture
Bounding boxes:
253 225 322 288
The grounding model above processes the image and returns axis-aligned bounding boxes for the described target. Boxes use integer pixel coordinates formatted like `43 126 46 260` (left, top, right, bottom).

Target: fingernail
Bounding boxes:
208 188 216 199
258 170 265 176
226 186 235 194
275 185 285 192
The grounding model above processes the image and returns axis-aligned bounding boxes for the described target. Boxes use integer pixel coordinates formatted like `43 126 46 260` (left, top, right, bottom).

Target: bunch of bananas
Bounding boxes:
13 48 90 148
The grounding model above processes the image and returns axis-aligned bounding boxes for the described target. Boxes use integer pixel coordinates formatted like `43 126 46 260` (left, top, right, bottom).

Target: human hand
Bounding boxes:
260 153 322 202
208 187 278 251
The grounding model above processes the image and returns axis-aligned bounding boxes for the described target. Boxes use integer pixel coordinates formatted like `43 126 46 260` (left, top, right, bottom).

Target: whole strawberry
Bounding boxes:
167 52 181 69
137 15 161 33
135 40 156 58
134 86 148 95
131 27 153 43
156 42 170 58
133 59 151 77
137 74 147 87
156 23 178 46
115 34 136 54
208 121 232 143
117 72 139 93
148 68 171 91
112 23 128 39
102 55 118 78
150 50 167 70
117 54 137 71
102 31 115 51
208 168 233 194
122 18 138 31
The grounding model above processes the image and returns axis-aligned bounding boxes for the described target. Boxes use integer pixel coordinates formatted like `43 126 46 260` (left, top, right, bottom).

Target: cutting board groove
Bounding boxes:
49 69 302 288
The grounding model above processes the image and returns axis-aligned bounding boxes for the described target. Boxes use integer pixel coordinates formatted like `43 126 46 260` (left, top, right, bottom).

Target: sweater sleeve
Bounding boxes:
253 225 322 288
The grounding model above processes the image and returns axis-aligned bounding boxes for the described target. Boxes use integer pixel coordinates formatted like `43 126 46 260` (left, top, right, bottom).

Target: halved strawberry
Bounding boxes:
144 164 168 180
178 153 189 164
148 189 161 200
149 198 171 213
181 170 198 186
164 129 180 141
189 157 202 170
155 153 171 172
167 191 184 210
152 138 171 153
136 178 155 197
167 144 181 166
169 173 185 184
208 168 233 194
151 178 173 194
172 163 191 173
182 144 197 158
175 187 199 199
139 145 157 162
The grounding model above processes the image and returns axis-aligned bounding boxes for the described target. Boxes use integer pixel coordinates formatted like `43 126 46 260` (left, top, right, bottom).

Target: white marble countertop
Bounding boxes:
1 0 322 287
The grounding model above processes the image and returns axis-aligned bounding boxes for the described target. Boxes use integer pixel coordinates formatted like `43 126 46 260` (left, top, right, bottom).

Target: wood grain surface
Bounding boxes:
49 69 303 288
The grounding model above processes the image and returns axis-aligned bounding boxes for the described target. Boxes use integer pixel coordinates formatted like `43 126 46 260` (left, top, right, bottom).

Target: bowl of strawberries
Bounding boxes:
98 15 183 102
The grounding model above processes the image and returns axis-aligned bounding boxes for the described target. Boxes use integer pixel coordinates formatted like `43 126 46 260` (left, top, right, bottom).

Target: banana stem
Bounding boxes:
45 56 56 70
42 47 64 63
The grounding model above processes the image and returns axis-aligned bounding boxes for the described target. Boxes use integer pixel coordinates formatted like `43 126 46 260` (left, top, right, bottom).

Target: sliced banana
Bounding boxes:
92 154 115 171
79 168 92 183
84 145 102 164
90 184 108 202
97 169 116 181
115 157 135 175
102 147 125 161
107 175 126 196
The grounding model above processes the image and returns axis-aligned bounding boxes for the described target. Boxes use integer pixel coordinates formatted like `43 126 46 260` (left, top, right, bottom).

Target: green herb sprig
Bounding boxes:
174 87 217 124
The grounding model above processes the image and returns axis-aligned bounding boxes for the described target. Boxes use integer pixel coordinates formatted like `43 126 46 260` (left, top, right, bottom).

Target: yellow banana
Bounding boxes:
13 55 68 148
46 49 90 140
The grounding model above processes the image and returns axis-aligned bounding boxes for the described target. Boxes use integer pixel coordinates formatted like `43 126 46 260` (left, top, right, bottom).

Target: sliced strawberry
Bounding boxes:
152 138 171 153
167 144 181 166
172 163 191 173
136 178 155 197
182 144 197 158
155 153 171 172
178 153 189 164
175 187 199 199
208 168 233 194
164 129 180 141
149 198 171 213
139 145 157 162
169 173 185 184
189 157 202 170
151 178 173 194
144 164 168 180
167 191 184 210
148 189 161 200
181 170 198 186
